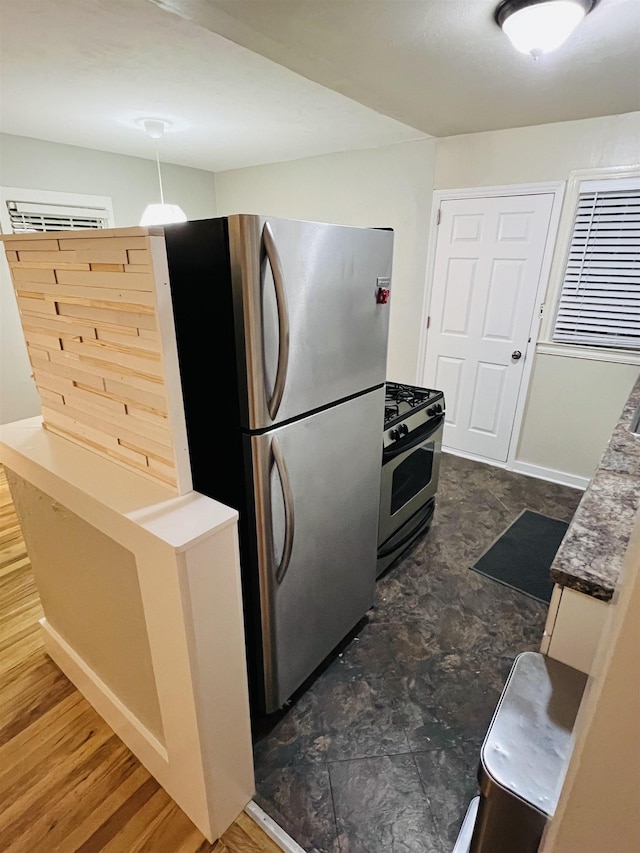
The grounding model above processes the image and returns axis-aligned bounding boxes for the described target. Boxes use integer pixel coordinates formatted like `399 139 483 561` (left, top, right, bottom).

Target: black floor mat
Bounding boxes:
470 509 569 604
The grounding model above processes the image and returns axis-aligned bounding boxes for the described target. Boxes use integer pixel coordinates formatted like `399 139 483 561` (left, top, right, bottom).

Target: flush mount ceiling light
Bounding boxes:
138 118 187 226
495 0 598 59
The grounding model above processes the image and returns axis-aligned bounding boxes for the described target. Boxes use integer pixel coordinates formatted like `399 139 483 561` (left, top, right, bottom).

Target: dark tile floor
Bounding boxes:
252 452 583 853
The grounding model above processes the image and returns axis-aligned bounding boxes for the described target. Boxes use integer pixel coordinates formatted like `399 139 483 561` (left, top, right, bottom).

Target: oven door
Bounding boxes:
378 415 443 548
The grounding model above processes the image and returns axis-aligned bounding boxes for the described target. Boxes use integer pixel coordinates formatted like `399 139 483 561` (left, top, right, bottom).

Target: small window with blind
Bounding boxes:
552 177 640 352
0 187 114 235
6 199 109 232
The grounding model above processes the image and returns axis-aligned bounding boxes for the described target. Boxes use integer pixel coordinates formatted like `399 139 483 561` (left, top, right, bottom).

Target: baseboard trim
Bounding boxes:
441 446 507 468
244 801 306 853
510 460 589 491
442 447 589 491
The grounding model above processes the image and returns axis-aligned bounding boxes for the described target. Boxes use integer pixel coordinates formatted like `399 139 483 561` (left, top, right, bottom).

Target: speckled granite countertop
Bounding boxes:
550 372 640 602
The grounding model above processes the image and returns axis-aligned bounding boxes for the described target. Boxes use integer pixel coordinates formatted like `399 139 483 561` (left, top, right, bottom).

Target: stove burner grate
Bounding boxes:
384 404 399 422
385 382 432 409
383 381 443 428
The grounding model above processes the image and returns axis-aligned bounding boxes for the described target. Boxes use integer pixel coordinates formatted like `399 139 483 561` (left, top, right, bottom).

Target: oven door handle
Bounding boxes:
383 415 444 462
377 500 435 559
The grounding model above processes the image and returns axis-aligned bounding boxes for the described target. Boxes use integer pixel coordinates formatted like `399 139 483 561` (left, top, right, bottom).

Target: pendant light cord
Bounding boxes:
139 118 187 224
155 144 165 205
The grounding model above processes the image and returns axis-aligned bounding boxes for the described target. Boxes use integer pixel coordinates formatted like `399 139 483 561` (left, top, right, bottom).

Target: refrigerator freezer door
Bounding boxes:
229 215 393 430
248 388 384 712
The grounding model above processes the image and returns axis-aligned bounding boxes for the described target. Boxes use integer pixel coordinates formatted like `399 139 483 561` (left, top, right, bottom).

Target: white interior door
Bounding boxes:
423 193 555 463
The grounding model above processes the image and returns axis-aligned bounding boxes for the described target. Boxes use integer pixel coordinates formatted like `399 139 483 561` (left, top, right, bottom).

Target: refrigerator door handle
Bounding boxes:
272 436 295 584
262 221 290 421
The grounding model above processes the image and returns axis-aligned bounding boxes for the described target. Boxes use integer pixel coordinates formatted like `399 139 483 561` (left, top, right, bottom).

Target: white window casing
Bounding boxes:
549 173 640 356
0 187 114 234
6 199 110 232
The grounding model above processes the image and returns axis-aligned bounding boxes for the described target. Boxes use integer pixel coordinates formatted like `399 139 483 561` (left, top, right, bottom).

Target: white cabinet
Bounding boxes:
541 584 610 674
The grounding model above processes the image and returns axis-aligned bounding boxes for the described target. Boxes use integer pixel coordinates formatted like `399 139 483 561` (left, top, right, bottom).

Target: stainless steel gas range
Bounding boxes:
377 381 445 578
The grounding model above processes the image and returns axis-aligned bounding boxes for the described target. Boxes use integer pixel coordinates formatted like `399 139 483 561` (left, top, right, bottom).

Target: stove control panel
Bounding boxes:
383 381 445 449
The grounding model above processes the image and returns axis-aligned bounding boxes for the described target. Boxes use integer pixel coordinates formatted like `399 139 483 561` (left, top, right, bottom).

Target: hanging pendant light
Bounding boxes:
495 0 597 59
139 119 187 226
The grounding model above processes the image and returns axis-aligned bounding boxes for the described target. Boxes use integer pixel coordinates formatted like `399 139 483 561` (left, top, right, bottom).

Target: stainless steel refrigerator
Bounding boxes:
163 215 393 715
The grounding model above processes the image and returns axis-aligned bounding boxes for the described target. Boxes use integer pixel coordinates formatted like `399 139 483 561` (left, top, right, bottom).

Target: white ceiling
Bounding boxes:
156 0 640 137
0 0 638 173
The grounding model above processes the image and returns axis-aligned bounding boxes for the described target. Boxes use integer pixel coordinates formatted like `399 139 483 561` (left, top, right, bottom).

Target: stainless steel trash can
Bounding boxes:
465 651 587 853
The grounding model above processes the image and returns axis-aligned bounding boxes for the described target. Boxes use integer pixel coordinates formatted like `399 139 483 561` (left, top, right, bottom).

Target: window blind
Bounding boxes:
6 199 108 233
552 181 640 351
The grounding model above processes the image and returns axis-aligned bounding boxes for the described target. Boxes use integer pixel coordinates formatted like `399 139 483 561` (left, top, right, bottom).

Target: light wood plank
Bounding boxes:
62 385 128 417
2 238 61 251
38 388 65 408
63 335 161 363
41 424 159 483
15 277 156 306
16 295 59 316
96 328 161 352
127 250 151 266
76 250 128 264
147 456 179 483
23 329 63 350
103 379 168 414
55 270 153 292
16 250 78 263
10 267 57 283
26 341 52 358
12 262 91 272
56 302 157 332
47 349 165 395
40 407 156 467
21 314 99 339
89 263 125 272
56 235 151 250
59 339 165 381
32 368 74 397
29 354 106 392
125 404 168 426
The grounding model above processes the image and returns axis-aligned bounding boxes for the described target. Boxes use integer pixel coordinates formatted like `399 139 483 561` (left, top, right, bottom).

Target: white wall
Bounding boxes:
214 138 437 383
0 133 217 227
0 133 217 424
516 355 639 481
434 112 640 190
434 111 640 481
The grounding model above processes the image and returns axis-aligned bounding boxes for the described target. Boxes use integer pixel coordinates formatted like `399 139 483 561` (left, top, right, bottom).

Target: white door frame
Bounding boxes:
417 181 566 471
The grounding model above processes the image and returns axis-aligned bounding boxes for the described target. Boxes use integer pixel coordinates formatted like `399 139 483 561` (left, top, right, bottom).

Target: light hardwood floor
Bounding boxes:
0 465 281 853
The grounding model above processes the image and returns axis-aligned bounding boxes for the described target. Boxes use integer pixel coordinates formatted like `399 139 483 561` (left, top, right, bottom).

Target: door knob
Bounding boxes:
512 350 522 361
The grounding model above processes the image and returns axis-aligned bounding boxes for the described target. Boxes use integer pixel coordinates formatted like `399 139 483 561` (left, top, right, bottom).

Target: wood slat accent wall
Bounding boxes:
2 229 191 494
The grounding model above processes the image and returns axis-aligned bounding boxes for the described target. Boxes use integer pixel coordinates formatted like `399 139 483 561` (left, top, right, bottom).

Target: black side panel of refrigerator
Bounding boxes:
162 218 267 716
